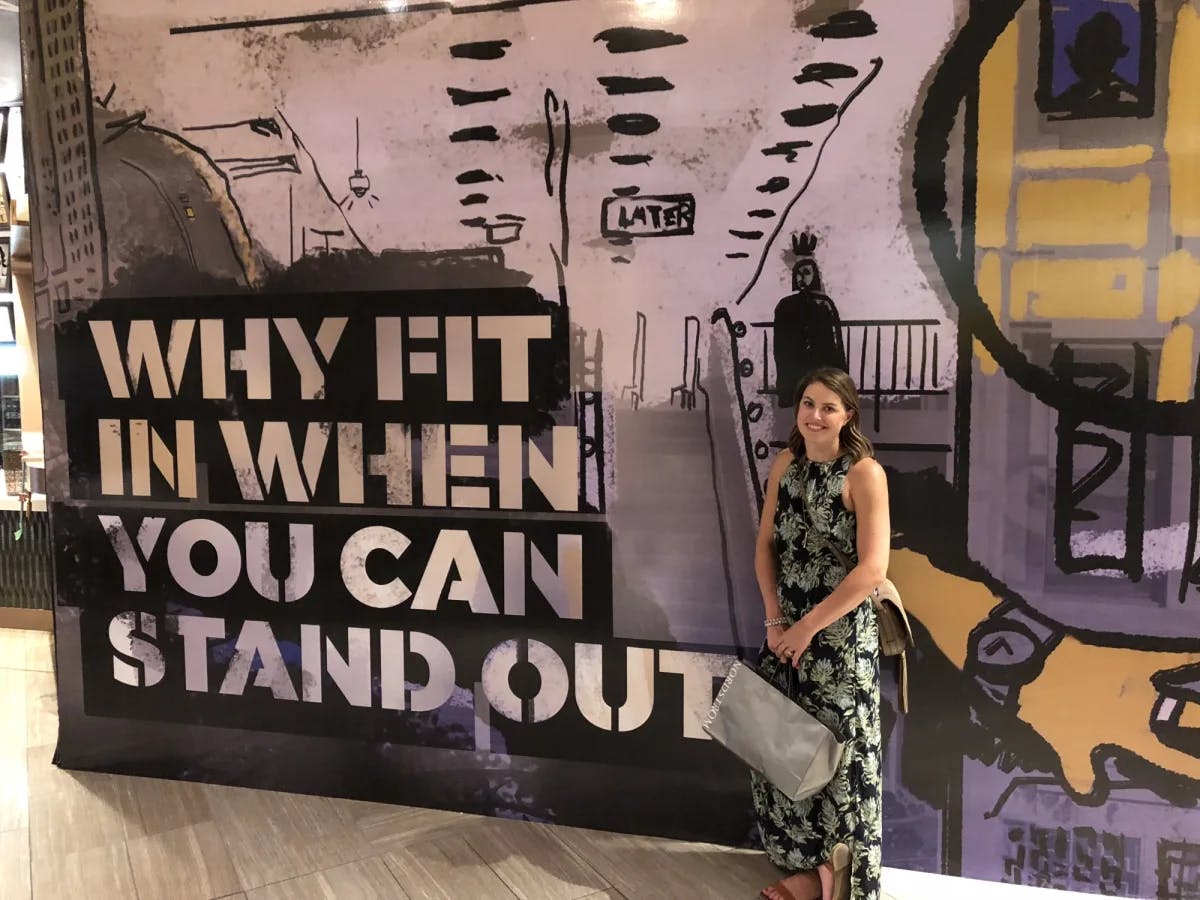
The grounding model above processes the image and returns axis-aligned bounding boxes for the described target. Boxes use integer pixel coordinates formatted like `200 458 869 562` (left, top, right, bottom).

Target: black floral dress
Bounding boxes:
751 454 882 899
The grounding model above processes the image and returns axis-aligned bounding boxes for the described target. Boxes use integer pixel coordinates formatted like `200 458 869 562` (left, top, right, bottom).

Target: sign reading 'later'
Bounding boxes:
601 193 697 239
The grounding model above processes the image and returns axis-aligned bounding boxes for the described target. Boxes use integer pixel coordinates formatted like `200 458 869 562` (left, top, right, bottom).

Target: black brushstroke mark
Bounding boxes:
544 91 558 196
735 57 882 306
457 170 495 184
613 186 640 197
594 27 688 54
215 155 301 179
757 176 790 194
185 118 282 138
610 237 633 246
782 104 840 127
447 87 511 105
1184 354 1200 602
450 39 512 59
730 230 764 240
171 2 579 34
612 256 632 264
542 90 571 264
811 10 877 39
794 62 859 86
450 126 500 142
761 141 813 162
549 244 568 308
496 214 526 222
748 209 776 218
726 252 750 259
98 83 117 108
460 217 488 227
607 114 660 136
597 76 675 95
611 154 653 166
915 1 1195 436
460 194 489 205
102 111 148 144
559 98 571 265
1050 344 1147 580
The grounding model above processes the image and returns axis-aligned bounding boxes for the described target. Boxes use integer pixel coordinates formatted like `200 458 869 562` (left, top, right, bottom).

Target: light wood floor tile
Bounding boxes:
347 799 478 852
0 746 28 832
463 819 608 900
31 841 137 900
26 744 63 798
24 671 57 748
247 856 408 900
0 629 26 671
204 783 374 890
0 669 26 751
24 631 53 673
130 774 214 835
0 829 30 900
384 836 519 900
29 770 145 860
580 892 628 900
554 826 778 900
127 821 242 900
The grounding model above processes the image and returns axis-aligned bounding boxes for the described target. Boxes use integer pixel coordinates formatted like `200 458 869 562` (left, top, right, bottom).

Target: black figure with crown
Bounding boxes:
772 232 848 407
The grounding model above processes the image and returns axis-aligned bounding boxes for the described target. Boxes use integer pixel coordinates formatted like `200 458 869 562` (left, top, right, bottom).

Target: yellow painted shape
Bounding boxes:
1157 249 1200 322
887 549 996 670
888 549 1200 796
976 18 1019 250
1180 704 1200 730
1016 146 1154 170
1015 175 1151 250
1019 638 1200 797
1157 325 1196 402
1010 257 1144 321
891 547 1200 798
975 251 1002 374
1167 4 1200 237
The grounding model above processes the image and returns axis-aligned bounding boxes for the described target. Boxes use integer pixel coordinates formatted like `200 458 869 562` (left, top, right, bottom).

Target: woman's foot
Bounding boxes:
760 869 821 900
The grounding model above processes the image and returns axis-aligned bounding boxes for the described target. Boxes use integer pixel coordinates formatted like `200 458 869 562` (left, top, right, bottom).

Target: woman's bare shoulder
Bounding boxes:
847 456 887 490
770 448 795 477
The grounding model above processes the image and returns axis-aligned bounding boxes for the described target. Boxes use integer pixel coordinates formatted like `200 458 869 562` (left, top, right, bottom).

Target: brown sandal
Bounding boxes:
829 843 852 900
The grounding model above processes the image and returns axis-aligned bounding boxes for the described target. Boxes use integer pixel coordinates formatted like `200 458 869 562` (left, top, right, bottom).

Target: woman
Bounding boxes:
753 367 889 900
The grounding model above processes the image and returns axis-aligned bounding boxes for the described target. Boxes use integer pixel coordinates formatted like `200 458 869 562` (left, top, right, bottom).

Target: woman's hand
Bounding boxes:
775 620 817 668
766 624 787 655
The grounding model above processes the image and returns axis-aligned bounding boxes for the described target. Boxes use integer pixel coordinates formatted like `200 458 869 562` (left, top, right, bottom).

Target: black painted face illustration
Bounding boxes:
794 260 818 291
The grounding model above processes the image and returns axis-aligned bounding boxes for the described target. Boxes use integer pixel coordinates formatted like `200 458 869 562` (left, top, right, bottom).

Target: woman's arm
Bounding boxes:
756 450 793 652
775 457 890 665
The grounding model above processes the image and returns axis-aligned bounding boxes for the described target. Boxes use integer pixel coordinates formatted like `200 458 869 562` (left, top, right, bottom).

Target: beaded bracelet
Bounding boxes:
764 616 789 628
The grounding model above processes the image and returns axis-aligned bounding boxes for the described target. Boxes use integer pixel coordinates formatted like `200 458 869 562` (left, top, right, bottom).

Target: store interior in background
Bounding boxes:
0 4 52 629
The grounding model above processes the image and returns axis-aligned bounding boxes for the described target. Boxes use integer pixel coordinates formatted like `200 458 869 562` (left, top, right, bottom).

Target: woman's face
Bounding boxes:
796 381 852 444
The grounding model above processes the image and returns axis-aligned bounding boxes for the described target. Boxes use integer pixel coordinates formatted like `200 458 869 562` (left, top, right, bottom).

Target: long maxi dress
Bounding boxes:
751 454 883 900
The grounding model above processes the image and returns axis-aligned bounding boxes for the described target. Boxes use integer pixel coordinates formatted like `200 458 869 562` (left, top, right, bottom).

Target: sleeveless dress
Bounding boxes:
751 454 882 900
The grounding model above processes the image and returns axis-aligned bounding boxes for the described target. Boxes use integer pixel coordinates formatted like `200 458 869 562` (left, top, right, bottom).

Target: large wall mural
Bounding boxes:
21 0 1200 895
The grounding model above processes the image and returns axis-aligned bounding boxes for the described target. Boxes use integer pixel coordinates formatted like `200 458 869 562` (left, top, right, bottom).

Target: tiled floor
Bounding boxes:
0 627 1087 900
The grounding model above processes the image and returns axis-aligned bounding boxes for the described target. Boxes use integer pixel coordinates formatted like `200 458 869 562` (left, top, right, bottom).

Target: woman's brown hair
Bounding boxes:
785 367 874 463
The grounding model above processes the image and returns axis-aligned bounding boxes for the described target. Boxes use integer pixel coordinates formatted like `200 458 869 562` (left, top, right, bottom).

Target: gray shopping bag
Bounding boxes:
702 658 845 801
